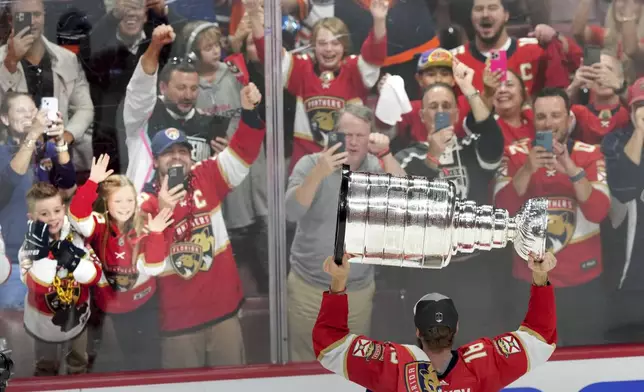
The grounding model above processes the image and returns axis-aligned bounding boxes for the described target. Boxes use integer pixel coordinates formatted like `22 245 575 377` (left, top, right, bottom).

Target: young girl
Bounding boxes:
69 154 173 371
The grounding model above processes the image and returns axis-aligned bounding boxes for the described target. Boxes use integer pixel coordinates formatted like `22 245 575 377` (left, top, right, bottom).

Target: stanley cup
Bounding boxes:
333 166 548 268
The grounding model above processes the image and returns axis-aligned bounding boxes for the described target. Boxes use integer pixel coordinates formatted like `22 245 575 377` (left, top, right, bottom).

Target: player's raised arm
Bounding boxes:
471 252 558 391
313 255 439 392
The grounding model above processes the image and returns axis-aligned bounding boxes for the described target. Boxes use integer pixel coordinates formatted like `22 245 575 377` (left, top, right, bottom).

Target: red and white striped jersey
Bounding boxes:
313 285 557 392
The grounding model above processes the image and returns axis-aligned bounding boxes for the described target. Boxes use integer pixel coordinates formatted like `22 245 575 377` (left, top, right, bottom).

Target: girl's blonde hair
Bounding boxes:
310 17 351 58
94 175 143 266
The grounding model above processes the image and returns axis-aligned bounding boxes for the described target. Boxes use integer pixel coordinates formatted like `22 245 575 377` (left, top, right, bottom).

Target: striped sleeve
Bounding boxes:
68 181 102 239
193 110 266 202
313 292 401 392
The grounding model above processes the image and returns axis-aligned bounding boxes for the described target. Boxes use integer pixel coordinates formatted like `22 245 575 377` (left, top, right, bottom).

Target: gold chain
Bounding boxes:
51 233 82 306
52 275 75 305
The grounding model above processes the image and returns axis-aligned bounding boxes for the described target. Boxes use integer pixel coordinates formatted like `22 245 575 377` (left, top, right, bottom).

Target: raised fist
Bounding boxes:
151 24 175 49
241 82 262 110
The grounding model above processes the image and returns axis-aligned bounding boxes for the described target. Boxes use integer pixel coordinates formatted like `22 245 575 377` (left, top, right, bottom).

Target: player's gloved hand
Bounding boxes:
52 240 86 273
23 220 50 260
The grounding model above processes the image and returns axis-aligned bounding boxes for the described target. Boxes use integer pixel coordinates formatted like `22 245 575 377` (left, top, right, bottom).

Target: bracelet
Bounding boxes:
55 142 68 153
328 286 347 295
377 148 391 159
466 90 480 100
569 169 586 183
23 138 37 149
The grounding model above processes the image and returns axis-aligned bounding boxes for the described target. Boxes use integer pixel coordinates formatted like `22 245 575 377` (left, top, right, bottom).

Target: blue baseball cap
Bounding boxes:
151 128 193 157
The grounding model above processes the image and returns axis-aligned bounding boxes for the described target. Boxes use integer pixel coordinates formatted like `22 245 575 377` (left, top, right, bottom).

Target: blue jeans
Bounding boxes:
0 266 26 309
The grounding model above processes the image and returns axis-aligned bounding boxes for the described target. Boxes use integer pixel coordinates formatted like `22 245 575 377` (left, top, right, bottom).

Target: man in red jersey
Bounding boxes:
494 87 610 346
313 251 557 392
139 83 265 368
451 0 581 95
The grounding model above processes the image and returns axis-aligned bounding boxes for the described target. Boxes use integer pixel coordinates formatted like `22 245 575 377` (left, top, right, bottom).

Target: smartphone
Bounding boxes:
583 45 602 66
434 112 451 132
40 97 59 123
489 50 508 82
533 130 553 152
13 12 32 35
327 131 346 153
167 166 185 190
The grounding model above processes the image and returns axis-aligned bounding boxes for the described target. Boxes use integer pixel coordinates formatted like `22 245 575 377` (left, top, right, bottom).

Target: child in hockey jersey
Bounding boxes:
68 154 173 371
19 182 102 376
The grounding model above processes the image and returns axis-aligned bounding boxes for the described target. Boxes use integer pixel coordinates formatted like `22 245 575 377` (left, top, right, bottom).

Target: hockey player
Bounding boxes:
313 252 557 392
19 183 102 375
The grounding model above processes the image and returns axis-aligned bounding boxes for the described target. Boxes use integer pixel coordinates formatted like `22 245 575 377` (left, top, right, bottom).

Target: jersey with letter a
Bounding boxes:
494 140 611 287
451 38 545 96
313 285 556 392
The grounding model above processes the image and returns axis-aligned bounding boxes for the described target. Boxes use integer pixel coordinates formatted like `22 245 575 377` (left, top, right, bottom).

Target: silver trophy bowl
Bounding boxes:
333 166 548 268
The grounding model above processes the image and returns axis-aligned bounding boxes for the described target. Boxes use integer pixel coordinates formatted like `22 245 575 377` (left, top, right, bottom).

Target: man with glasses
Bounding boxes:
123 24 230 191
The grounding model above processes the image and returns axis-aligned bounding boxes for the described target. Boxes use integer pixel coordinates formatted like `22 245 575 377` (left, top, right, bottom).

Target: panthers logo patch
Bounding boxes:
546 197 577 254
45 282 81 312
170 242 204 280
405 361 439 392
105 270 139 292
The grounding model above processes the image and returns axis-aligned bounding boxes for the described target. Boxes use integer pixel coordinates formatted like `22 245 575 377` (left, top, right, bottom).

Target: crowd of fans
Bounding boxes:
0 0 643 380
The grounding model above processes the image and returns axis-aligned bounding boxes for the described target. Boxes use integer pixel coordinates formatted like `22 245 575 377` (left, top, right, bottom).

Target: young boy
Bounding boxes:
19 182 102 376
182 20 244 135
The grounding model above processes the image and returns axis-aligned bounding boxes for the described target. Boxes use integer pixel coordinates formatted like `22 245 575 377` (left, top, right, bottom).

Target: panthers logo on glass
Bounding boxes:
546 197 576 254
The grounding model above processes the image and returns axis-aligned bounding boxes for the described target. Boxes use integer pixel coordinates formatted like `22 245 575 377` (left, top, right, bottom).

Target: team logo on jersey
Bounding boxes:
599 109 612 128
45 281 81 313
405 362 439 392
305 96 346 141
170 242 204 280
171 214 215 279
494 334 522 358
105 270 138 292
39 157 53 172
546 197 577 254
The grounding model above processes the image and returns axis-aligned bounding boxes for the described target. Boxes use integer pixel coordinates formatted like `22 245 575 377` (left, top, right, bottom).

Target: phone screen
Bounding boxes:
13 12 32 35
434 112 451 132
583 46 601 66
167 166 185 190
327 131 346 153
533 130 553 152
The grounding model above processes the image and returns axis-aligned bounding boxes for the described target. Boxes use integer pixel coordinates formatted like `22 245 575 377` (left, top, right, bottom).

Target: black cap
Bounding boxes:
413 293 459 332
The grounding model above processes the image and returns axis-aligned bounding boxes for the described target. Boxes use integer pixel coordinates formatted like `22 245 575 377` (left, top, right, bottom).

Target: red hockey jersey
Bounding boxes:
494 140 610 287
313 284 556 392
571 103 630 146
140 114 265 332
69 181 167 314
464 108 535 146
19 218 102 342
451 37 581 96
255 30 386 173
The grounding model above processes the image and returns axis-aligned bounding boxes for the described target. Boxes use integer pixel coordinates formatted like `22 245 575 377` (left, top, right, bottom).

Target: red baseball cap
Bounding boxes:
629 77 644 106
